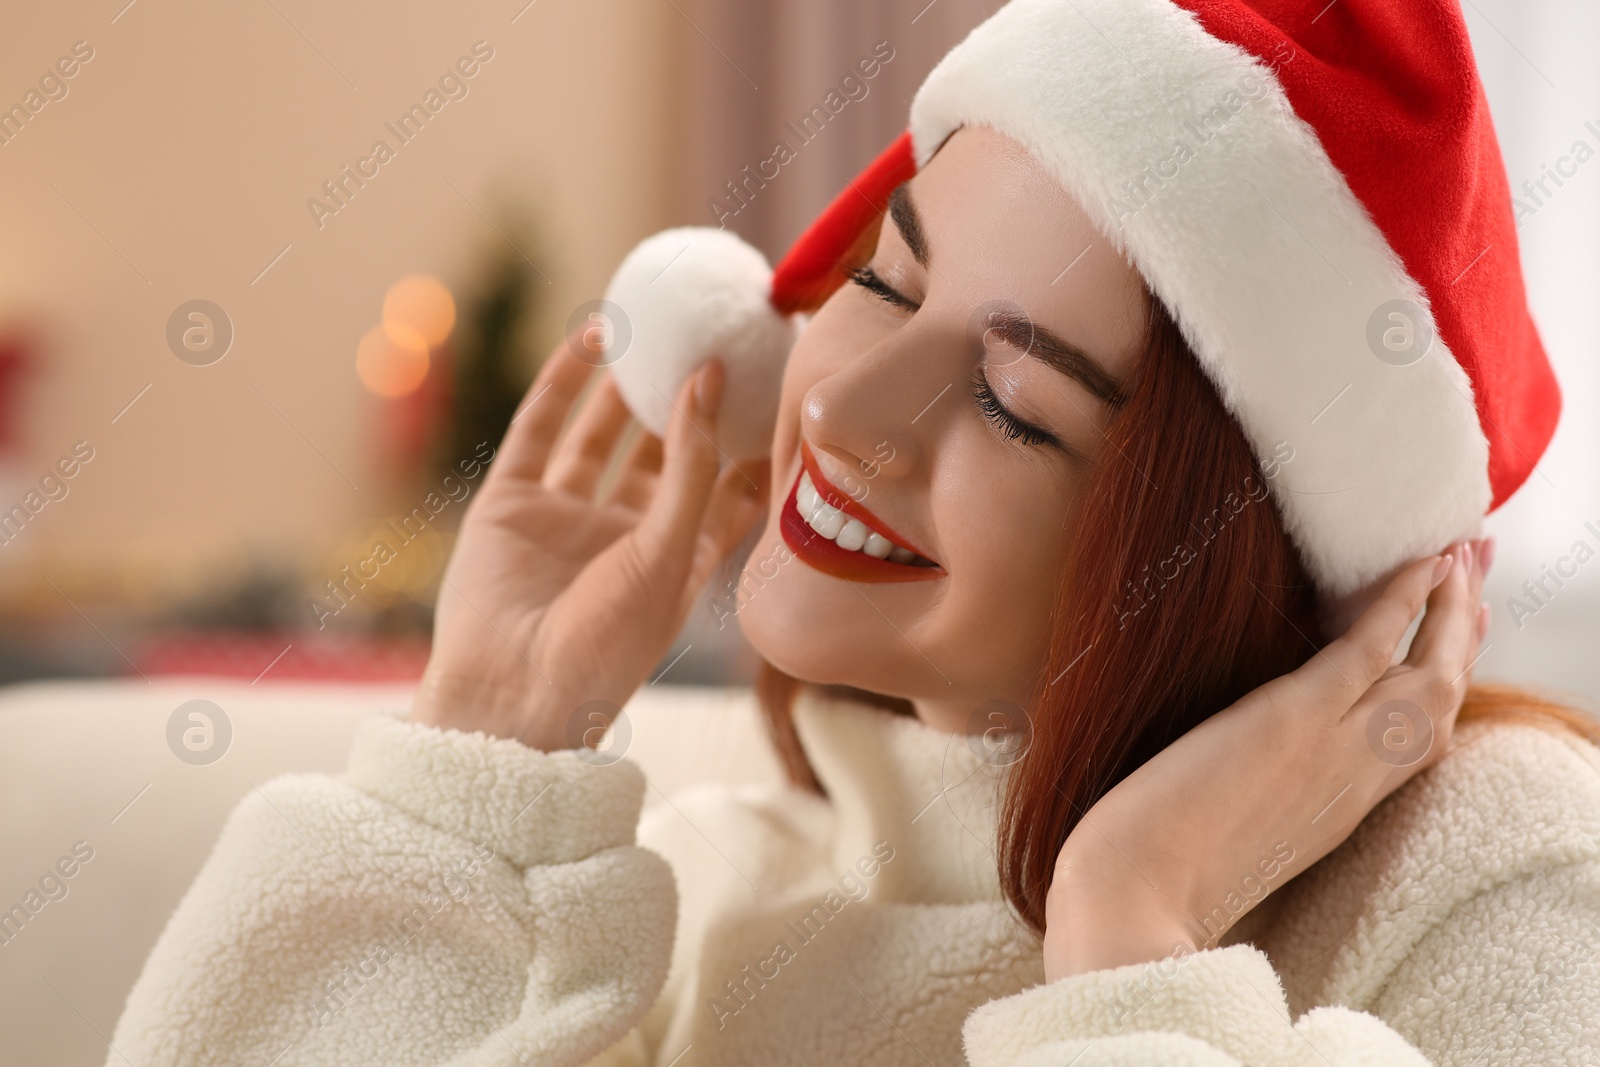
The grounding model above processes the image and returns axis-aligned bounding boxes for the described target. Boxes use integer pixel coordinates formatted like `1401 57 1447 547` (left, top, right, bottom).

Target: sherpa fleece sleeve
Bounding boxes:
964 726 1600 1066
966 864 1600 1067
961 943 1435 1066
105 713 677 1067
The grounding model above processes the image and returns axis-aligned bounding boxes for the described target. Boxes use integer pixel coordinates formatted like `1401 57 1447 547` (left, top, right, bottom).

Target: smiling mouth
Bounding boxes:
778 445 943 583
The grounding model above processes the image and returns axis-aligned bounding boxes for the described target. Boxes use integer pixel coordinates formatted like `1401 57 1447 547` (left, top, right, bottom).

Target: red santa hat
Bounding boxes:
605 0 1558 601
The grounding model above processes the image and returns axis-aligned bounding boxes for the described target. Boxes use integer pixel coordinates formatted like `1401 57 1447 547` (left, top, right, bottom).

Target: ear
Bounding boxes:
605 226 796 463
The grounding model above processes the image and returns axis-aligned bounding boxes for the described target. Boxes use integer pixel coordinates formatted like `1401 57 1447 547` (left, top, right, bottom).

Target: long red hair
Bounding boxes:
758 295 1600 934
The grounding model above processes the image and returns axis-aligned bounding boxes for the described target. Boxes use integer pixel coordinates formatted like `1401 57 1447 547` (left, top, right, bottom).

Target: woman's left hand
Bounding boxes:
1042 538 1490 981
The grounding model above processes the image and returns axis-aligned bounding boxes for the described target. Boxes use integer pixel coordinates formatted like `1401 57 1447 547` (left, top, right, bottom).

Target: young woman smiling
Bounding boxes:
109 1 1600 1065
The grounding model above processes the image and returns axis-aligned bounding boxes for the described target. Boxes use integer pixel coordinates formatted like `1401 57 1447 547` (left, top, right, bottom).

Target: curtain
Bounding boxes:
673 0 1003 261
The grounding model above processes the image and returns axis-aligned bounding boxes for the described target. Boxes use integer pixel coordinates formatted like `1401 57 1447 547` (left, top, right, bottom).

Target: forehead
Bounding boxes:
901 125 1148 376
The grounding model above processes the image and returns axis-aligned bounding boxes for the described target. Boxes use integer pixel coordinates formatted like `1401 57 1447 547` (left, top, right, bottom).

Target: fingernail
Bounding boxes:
1478 600 1491 635
1432 554 1452 587
1480 536 1496 575
1459 540 1473 574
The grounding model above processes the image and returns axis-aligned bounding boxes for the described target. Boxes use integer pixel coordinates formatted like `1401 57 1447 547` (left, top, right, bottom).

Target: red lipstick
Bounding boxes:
779 443 944 584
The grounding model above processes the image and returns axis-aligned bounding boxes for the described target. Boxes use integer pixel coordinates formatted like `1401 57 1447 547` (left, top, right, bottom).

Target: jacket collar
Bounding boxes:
792 688 1010 906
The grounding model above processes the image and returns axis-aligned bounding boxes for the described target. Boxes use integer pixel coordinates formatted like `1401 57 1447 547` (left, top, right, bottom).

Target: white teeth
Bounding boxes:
797 472 845 536
813 504 846 539
797 472 928 566
836 518 869 552
797 474 820 517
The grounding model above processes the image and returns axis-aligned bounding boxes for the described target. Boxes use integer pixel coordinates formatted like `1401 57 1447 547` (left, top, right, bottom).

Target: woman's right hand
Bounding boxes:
409 330 769 750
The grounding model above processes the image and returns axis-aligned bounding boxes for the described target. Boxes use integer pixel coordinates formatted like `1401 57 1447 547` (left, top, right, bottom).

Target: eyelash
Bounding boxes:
972 371 1060 448
847 265 918 311
848 264 1063 452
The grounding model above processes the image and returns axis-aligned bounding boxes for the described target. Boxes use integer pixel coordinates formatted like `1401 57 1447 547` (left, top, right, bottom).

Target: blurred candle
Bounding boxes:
356 323 429 398
382 274 456 348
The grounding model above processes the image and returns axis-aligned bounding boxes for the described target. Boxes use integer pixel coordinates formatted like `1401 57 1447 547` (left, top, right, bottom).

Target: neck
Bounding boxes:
912 696 983 734
912 675 1037 737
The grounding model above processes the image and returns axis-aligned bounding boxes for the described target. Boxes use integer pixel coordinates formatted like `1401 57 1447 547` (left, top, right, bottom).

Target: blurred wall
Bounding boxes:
1470 0 1600 702
677 0 1005 260
0 0 686 608
0 0 1594 700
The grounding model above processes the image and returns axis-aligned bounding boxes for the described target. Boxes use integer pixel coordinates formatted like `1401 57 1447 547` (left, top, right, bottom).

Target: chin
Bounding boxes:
740 417 950 695
733 521 902 695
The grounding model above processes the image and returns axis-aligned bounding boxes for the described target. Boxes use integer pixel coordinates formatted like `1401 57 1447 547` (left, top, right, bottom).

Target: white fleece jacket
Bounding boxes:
106 689 1600 1066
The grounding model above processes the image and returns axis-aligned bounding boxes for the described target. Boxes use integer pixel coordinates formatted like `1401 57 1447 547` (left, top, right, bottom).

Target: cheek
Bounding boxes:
765 364 807 506
934 444 1077 654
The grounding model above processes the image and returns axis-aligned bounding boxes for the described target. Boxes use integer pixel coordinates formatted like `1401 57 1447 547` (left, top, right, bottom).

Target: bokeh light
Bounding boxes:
382 274 457 348
357 323 430 398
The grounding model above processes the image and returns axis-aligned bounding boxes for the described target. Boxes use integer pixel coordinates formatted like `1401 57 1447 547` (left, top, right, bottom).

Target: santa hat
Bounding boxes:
604 0 1558 601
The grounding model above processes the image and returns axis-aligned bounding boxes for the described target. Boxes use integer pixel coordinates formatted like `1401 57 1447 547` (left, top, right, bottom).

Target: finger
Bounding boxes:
1465 536 1491 672
1459 594 1490 684
1470 536 1488 616
1469 602 1490 669
1464 600 1489 671
1405 540 1477 676
687 457 771 590
1428 596 1489 769
490 330 596 484
1315 551 1452 694
704 456 770 552
605 429 664 512
543 375 633 498
631 360 727 588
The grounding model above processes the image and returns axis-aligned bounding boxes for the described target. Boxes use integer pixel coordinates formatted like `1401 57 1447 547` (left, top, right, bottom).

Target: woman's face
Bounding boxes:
737 125 1148 732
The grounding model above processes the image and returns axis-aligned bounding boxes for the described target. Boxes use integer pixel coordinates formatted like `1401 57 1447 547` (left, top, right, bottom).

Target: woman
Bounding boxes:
110 1 1600 1064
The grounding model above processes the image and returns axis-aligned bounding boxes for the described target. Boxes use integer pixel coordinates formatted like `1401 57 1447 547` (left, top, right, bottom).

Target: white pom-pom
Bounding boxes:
603 226 795 462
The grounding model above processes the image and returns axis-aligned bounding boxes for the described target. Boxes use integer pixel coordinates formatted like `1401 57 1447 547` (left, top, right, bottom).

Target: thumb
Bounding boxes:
631 360 728 588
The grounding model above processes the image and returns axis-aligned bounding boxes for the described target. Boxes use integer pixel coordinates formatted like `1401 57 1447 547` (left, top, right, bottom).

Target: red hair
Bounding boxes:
997 297 1323 933
758 295 1600 935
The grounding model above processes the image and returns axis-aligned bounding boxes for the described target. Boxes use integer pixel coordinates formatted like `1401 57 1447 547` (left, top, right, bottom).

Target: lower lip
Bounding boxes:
779 472 944 584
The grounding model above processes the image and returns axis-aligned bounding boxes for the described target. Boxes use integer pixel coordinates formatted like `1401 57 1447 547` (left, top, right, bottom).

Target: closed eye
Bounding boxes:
972 369 1060 449
850 264 1070 456
847 265 919 312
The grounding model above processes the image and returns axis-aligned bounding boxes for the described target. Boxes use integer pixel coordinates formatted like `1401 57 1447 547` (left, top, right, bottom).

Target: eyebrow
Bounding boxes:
980 311 1126 407
887 182 929 268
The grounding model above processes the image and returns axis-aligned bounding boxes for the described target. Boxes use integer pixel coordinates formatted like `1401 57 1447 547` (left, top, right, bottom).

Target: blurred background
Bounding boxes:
0 0 1593 699
0 0 1018 690
1 1 1597 1063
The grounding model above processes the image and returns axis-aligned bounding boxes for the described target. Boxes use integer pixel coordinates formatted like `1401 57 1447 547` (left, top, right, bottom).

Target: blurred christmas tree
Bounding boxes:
435 219 547 480
300 212 552 638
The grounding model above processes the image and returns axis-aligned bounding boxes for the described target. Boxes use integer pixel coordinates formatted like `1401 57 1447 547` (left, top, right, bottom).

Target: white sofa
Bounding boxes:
0 679 781 1067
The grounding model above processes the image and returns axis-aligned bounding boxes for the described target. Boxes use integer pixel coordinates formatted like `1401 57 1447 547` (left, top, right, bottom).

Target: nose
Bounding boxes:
800 324 950 498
